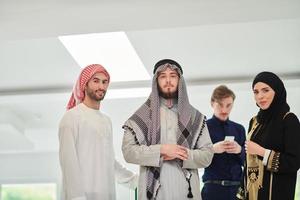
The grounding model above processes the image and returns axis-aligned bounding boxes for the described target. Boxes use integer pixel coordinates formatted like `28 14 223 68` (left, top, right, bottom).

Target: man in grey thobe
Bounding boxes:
122 59 213 200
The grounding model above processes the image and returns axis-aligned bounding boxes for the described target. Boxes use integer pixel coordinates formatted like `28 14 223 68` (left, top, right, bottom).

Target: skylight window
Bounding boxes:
59 32 150 82
106 87 151 99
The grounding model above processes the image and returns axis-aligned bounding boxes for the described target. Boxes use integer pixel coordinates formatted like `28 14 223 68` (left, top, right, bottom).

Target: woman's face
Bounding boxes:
253 82 275 110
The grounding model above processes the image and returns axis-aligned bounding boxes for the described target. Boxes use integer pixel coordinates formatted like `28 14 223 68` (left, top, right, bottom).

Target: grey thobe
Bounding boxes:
122 100 213 200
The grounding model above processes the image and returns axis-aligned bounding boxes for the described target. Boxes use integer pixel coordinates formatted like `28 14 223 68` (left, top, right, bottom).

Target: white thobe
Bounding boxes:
59 103 136 200
122 100 213 200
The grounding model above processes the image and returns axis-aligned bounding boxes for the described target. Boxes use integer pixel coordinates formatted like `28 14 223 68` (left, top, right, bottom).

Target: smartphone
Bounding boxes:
224 136 235 142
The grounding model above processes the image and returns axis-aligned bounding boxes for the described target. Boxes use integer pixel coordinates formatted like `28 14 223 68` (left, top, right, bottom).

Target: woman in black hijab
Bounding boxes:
237 71 300 200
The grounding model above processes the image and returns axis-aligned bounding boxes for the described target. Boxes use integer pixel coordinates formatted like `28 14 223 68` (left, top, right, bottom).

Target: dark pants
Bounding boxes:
201 183 239 200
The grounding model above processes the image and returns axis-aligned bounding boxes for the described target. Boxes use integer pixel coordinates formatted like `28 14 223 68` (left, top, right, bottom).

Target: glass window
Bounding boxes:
296 177 300 200
1 183 56 200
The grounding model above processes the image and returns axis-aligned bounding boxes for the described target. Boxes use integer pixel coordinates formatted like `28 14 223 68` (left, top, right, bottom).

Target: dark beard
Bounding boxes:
86 88 106 102
158 86 178 99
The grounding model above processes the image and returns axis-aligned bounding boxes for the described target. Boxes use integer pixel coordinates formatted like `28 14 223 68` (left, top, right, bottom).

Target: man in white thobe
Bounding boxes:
59 64 137 200
122 59 214 200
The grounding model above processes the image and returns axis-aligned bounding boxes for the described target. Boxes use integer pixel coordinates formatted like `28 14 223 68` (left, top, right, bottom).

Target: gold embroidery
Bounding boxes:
267 151 280 172
246 117 264 200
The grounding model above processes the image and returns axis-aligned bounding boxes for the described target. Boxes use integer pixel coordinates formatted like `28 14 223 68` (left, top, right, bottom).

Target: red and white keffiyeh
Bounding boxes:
67 64 110 110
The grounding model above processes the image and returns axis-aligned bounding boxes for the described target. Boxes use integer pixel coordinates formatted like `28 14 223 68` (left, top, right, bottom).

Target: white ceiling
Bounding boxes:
0 0 300 154
1 0 300 40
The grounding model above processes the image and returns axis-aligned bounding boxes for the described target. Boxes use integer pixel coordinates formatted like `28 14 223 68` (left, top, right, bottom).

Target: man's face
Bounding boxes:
157 67 179 99
211 96 234 121
85 72 109 102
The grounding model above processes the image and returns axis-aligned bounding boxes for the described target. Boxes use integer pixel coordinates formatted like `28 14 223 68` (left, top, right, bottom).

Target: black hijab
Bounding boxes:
252 71 290 124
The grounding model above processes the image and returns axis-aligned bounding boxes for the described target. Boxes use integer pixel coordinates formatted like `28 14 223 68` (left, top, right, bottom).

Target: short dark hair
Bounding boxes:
211 85 236 103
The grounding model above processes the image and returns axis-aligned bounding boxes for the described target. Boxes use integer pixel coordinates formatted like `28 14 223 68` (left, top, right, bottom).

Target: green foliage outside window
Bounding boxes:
295 180 300 200
1 184 56 200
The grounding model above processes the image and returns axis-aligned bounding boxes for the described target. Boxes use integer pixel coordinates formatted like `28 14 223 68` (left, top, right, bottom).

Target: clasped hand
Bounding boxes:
160 144 188 161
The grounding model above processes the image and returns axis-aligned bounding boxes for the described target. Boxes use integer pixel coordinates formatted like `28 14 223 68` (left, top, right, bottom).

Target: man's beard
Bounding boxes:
158 86 178 99
86 88 106 102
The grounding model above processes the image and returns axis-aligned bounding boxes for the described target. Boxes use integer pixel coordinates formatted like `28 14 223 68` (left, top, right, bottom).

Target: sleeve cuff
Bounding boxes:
183 149 194 166
266 150 280 172
262 149 271 166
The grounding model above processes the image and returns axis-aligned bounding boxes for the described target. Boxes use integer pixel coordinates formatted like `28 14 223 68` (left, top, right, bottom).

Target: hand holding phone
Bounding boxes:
224 136 235 142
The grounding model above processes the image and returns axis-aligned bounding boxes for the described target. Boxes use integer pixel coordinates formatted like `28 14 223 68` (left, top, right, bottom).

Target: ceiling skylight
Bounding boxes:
106 87 151 99
59 32 150 82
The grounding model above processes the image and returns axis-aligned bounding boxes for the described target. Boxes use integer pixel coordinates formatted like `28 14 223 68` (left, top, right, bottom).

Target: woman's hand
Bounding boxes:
245 140 265 157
